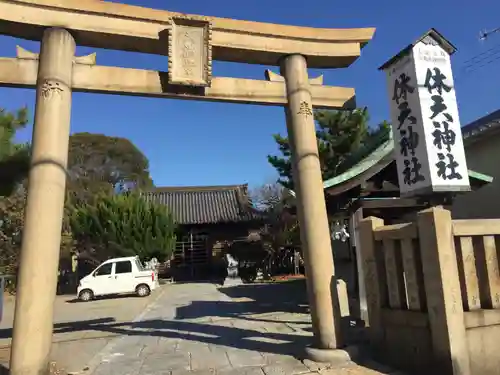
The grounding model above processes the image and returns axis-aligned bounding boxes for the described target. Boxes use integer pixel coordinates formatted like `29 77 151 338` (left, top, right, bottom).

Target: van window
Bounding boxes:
115 261 132 274
94 263 112 276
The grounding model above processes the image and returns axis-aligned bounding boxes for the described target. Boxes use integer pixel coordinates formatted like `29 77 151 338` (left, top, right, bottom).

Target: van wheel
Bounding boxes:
78 289 94 302
136 284 151 297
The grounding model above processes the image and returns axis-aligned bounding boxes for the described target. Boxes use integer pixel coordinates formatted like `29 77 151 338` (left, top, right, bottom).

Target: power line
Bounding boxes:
464 53 500 74
453 28 500 83
461 43 500 66
455 52 500 83
461 45 500 73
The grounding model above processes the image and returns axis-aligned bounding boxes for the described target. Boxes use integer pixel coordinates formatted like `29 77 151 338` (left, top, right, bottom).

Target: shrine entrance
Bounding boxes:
0 1 374 374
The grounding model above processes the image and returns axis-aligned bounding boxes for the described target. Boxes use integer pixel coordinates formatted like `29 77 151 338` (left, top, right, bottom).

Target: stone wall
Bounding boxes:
359 207 500 375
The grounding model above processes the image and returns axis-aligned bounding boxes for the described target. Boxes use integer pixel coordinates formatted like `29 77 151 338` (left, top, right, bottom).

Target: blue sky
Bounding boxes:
1 0 499 188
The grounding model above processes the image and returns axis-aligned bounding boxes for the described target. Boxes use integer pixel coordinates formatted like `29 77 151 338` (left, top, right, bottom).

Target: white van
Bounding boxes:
77 256 158 302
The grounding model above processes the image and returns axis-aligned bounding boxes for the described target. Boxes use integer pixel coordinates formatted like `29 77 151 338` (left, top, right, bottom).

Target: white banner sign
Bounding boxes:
382 31 470 196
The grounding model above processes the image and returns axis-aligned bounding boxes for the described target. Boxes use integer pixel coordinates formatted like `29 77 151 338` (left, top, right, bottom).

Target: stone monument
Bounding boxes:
223 253 243 286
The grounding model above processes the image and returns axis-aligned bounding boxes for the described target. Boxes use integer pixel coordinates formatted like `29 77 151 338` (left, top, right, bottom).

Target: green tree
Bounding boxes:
268 108 389 189
0 107 30 195
0 188 25 275
65 133 155 260
69 192 176 262
67 133 154 204
0 107 30 291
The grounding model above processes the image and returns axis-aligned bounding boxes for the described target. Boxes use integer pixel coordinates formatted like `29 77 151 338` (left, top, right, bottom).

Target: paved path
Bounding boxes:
0 291 159 373
84 283 402 375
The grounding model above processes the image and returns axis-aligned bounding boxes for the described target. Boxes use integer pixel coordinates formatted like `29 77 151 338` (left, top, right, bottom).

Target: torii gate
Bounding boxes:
0 1 374 374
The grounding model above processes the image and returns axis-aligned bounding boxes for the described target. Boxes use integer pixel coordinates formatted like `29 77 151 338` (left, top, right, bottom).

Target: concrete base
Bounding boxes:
223 276 244 287
303 345 358 365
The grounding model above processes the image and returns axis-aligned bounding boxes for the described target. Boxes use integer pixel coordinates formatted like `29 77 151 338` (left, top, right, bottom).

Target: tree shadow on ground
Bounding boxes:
217 280 367 336
0 316 310 357
219 279 308 306
213 279 310 321
173 299 311 325
0 318 116 339
0 316 398 374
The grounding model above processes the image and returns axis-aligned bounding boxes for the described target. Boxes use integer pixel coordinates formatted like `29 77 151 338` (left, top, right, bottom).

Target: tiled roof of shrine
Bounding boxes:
143 184 261 225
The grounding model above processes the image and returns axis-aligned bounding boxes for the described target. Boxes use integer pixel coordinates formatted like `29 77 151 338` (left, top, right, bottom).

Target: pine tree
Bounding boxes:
0 107 30 195
267 108 389 189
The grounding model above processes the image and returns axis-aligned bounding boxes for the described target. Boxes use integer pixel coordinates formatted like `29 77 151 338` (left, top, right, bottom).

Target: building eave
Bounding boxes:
322 136 493 197
462 110 500 146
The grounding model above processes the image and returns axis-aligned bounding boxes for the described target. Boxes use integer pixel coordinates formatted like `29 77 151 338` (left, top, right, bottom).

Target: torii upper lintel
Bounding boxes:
0 0 375 69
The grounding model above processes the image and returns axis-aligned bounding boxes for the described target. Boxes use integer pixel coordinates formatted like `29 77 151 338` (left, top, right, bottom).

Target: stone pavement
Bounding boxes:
83 282 402 375
0 291 159 373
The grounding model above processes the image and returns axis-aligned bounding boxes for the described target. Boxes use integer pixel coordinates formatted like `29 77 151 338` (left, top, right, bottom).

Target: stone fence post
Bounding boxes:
417 207 471 375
